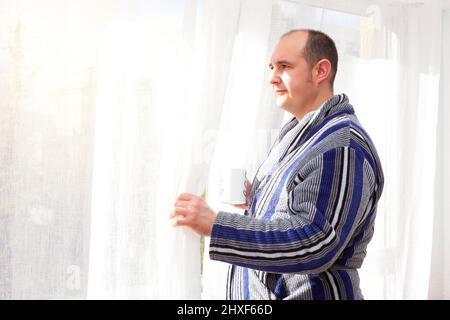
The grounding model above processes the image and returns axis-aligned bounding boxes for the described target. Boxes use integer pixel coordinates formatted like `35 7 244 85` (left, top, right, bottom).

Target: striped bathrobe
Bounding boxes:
209 94 384 300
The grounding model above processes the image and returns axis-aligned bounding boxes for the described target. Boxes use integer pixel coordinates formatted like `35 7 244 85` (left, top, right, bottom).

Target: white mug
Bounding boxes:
218 168 247 205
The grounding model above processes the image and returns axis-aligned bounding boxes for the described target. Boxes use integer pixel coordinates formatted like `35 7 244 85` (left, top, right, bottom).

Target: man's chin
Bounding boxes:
275 96 290 109
275 101 289 110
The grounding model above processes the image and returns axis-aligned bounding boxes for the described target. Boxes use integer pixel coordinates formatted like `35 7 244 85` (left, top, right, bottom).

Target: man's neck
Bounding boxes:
294 90 334 120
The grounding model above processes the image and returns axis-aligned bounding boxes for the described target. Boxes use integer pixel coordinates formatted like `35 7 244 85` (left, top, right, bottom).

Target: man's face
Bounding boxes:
268 32 316 114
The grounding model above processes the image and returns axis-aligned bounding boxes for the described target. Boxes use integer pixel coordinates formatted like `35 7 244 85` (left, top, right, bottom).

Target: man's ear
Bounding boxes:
314 59 332 85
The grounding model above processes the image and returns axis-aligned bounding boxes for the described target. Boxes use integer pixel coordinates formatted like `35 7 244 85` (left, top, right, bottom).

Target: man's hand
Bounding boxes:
170 193 218 236
233 179 252 210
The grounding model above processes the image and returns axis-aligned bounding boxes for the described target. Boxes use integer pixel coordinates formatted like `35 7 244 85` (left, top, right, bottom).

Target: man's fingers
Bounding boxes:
171 216 192 227
171 216 184 227
177 193 197 201
233 204 247 209
174 199 191 208
173 216 192 227
244 180 251 196
169 207 189 218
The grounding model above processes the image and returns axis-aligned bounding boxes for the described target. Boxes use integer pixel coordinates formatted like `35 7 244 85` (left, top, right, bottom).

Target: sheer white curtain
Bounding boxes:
201 0 283 299
87 0 250 299
429 6 450 300
0 0 107 299
0 0 243 299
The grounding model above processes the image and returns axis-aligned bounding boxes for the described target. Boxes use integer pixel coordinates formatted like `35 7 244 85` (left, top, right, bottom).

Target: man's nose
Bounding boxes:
269 69 281 85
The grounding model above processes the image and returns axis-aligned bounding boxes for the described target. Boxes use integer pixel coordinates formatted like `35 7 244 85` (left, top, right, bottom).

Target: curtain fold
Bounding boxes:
397 1 442 299
87 0 245 299
0 0 104 299
0 0 243 299
429 7 450 300
201 0 280 299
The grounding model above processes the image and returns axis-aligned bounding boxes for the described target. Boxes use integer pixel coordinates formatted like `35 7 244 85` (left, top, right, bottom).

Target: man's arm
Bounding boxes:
208 146 375 274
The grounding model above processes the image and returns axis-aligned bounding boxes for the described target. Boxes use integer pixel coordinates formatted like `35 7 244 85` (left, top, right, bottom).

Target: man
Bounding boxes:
170 29 384 300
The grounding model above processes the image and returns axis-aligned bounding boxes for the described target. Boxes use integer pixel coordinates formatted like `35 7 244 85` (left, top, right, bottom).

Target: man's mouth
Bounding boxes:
275 90 288 95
